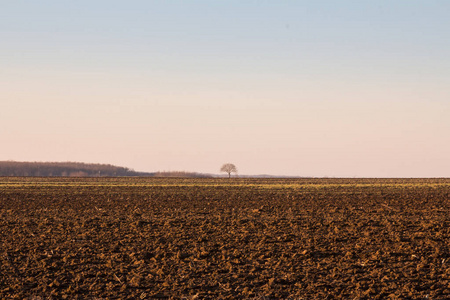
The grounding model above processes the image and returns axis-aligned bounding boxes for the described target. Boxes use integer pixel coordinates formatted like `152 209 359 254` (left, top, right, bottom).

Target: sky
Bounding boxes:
1 1 449 177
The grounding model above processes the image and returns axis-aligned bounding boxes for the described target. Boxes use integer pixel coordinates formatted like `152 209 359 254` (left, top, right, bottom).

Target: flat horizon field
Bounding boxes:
1 177 450 299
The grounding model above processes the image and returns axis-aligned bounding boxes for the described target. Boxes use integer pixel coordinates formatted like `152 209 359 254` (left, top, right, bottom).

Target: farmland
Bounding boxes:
1 177 450 299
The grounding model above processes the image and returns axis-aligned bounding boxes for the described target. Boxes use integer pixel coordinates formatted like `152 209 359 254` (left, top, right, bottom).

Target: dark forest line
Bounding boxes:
0 161 152 177
0 161 214 177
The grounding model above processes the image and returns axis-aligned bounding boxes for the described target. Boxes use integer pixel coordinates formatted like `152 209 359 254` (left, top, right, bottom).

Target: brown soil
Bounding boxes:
1 177 449 299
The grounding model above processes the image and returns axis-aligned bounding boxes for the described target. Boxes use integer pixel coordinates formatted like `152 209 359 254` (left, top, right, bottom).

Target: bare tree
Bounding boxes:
220 163 237 178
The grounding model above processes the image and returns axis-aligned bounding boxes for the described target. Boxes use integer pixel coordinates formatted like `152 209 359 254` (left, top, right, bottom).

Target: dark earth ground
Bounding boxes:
1 177 450 299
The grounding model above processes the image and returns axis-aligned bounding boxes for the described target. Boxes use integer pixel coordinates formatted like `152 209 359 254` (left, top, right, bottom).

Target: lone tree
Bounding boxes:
220 163 237 178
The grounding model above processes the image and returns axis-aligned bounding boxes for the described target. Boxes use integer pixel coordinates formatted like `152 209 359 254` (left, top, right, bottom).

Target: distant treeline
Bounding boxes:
153 171 212 178
0 161 151 177
0 161 214 177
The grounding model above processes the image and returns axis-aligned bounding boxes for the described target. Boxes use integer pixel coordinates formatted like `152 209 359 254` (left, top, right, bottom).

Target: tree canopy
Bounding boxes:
220 163 237 178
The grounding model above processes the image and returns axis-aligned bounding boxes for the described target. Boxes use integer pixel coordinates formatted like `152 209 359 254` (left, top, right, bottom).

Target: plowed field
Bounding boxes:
1 177 450 299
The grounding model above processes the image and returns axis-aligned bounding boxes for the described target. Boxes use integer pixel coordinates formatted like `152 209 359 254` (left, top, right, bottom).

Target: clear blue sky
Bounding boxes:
1 1 449 177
